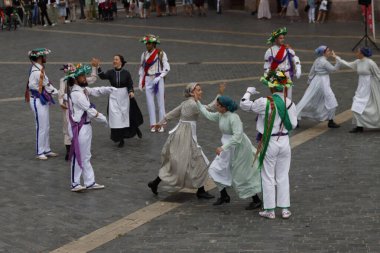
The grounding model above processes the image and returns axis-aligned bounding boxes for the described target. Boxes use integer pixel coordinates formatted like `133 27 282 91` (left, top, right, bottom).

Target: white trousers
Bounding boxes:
30 98 51 155
62 110 71 145
261 136 291 210
71 124 96 187
145 76 165 126
308 7 315 22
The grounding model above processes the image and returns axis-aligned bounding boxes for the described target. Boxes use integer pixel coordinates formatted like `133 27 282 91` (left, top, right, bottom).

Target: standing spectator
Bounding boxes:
285 0 299 22
167 0 176 15
279 0 287 17
38 0 53 26
122 0 130 17
250 0 258 15
78 0 85 18
85 0 93 19
141 0 150 18
257 0 271 19
67 0 75 21
32 0 40 25
194 0 205 16
316 0 327 23
183 0 192 16
307 0 315 23
155 0 162 16
57 0 69 23
47 0 58 24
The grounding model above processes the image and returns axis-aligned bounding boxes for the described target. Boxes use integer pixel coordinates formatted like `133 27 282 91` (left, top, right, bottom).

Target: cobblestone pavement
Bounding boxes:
0 10 379 253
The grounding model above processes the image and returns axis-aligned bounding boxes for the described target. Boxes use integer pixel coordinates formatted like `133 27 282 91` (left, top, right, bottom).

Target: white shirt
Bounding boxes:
264 45 301 74
240 92 298 134
69 84 113 123
28 62 56 93
138 49 170 77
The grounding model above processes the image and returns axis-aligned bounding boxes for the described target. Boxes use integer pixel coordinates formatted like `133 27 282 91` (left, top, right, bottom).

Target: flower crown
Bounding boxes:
267 27 287 44
260 70 293 91
28 48 51 58
64 63 92 80
140 34 160 44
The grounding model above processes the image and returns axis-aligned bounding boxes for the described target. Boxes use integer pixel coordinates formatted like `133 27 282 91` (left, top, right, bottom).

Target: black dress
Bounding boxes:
98 67 144 142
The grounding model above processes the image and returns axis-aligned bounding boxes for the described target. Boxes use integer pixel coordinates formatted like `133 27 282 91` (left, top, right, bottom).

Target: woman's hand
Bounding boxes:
91 58 100 68
216 147 223 156
60 104 68 110
218 83 226 95
129 91 135 98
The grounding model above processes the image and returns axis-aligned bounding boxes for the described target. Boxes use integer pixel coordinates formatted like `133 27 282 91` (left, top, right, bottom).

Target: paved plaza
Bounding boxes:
0 10 380 253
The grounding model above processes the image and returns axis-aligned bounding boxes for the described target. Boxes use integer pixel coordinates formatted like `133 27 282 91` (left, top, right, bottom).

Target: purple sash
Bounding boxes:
67 97 87 170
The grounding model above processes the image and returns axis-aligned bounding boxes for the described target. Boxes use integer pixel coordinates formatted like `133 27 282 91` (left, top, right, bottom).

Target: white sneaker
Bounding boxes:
158 126 164 133
71 184 86 192
282 209 292 219
259 210 275 219
43 24 48 27
64 20 70 23
51 23 56 26
150 127 156 133
45 152 58 157
36 154 48 160
86 183 105 190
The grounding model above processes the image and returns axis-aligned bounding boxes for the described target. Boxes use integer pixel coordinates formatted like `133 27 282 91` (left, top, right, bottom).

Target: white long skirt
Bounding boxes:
297 74 337 121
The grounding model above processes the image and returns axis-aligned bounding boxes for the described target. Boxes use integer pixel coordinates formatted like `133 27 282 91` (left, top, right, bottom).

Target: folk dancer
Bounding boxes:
264 27 301 99
138 34 170 133
196 95 262 209
58 60 98 160
147 83 226 199
240 70 298 219
336 47 380 133
25 48 58 160
296 45 340 128
97 55 143 147
66 64 117 192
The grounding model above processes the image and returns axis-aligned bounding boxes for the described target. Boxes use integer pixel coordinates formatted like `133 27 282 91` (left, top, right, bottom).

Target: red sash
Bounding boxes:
141 49 159 88
270 45 286 71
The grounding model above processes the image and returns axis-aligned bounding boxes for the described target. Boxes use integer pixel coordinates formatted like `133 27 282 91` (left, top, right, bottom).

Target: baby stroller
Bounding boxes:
99 0 113 20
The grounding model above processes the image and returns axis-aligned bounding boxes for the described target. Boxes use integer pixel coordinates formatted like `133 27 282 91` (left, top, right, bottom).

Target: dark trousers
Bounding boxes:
79 0 86 18
40 8 52 25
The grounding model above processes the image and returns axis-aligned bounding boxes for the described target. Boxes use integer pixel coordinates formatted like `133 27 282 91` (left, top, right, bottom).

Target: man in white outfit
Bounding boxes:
240 70 298 219
264 27 301 99
26 48 59 160
66 64 117 192
139 34 170 133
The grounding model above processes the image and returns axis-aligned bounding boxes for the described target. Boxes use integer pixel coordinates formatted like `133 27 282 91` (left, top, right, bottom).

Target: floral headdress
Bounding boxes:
260 70 293 91
267 27 287 44
64 63 92 80
140 34 160 44
28 48 51 59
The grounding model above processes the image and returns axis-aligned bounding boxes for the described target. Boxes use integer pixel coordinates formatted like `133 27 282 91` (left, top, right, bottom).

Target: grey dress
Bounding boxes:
158 97 215 190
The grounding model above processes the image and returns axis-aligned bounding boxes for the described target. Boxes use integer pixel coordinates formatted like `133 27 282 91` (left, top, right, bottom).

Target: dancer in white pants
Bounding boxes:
264 27 301 99
240 70 298 219
138 34 170 133
66 64 116 192
59 61 98 160
26 48 58 160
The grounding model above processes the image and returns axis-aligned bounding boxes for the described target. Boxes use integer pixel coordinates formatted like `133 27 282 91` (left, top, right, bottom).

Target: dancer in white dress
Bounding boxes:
336 47 380 133
296 45 340 128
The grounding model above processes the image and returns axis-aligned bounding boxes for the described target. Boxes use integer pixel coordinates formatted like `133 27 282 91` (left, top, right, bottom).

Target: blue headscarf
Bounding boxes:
315 45 328 57
360 47 372 57
217 96 238 112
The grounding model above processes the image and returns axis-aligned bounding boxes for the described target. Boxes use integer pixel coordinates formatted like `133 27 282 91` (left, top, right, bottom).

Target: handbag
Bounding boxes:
304 4 310 12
